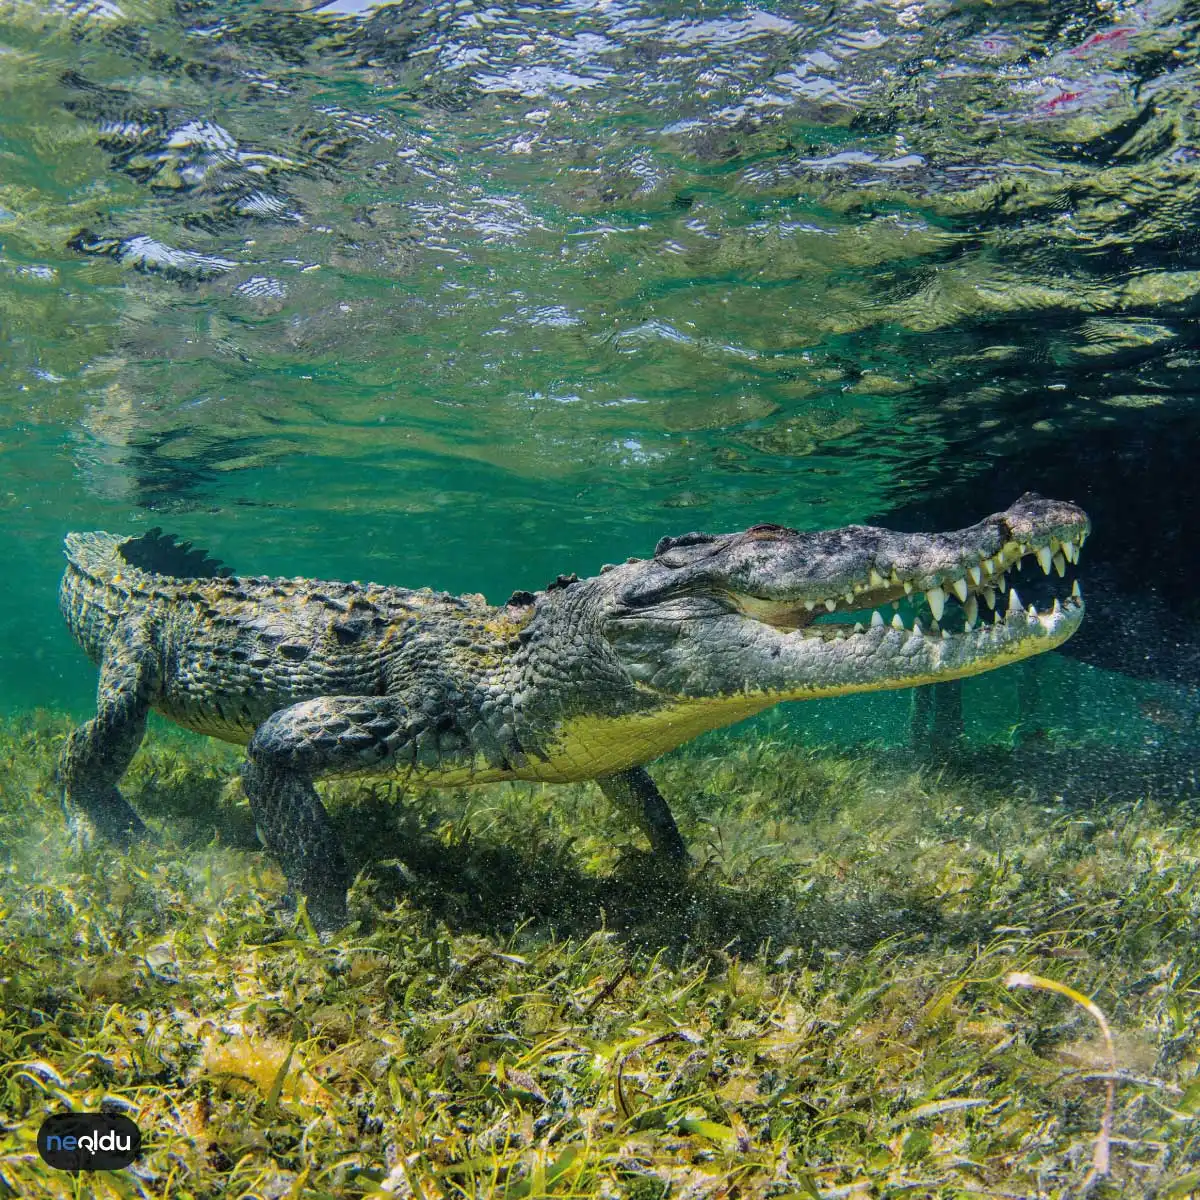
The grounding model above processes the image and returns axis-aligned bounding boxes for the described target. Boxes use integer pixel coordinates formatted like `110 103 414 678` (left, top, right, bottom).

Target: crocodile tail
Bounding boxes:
116 528 234 580
63 529 235 582
61 532 128 665
63 531 127 582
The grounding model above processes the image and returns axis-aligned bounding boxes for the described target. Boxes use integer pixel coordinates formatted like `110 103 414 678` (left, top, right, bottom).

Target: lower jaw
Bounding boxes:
758 602 1085 699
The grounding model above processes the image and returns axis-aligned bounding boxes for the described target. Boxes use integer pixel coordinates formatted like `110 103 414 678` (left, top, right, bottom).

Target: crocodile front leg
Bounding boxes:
59 620 156 846
597 767 688 863
243 695 422 931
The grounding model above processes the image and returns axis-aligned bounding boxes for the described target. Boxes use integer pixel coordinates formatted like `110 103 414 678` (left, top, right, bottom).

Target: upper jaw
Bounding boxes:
730 496 1090 640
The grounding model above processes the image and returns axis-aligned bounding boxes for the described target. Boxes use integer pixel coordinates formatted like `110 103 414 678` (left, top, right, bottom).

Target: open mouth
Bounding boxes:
740 528 1087 642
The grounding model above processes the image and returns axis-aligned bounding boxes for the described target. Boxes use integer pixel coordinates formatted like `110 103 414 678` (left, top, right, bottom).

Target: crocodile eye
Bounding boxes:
744 523 797 539
654 531 718 558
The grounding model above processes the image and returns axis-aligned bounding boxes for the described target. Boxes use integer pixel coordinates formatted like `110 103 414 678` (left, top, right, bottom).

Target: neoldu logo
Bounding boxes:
37 1112 141 1171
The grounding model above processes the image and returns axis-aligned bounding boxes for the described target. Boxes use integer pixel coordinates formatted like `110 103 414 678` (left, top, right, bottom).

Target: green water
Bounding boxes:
1 0 1197 760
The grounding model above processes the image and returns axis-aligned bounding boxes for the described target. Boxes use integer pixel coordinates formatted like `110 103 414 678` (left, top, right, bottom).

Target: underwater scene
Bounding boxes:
2 0 1200 1195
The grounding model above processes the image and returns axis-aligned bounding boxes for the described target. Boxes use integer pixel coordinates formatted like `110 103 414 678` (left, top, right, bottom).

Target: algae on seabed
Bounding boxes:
0 713 1197 1198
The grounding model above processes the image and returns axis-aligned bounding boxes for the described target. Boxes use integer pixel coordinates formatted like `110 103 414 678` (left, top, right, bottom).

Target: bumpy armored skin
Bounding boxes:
59 494 1089 930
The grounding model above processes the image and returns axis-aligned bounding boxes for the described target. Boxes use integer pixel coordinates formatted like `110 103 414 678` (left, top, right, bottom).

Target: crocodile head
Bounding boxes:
599 493 1089 705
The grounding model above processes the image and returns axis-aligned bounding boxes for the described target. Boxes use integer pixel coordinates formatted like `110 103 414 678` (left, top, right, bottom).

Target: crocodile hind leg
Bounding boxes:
597 767 688 864
243 695 416 932
58 622 155 847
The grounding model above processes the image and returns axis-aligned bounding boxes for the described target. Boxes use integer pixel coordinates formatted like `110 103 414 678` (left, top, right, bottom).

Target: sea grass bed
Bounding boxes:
0 713 1196 1198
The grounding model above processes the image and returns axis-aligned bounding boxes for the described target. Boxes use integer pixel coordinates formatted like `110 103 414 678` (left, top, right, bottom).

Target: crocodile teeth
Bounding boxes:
792 538 1083 642
926 586 946 622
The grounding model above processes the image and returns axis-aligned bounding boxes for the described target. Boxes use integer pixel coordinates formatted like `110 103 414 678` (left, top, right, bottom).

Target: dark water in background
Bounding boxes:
1 0 1198 760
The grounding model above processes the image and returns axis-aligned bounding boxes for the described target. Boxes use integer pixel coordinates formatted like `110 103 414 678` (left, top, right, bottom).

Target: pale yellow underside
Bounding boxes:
513 620 1076 782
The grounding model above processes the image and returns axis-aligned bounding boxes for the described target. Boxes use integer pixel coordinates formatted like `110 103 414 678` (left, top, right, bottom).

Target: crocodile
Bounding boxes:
59 493 1088 930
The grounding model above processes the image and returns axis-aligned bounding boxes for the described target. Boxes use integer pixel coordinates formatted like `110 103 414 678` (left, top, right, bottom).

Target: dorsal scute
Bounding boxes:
118 528 234 580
